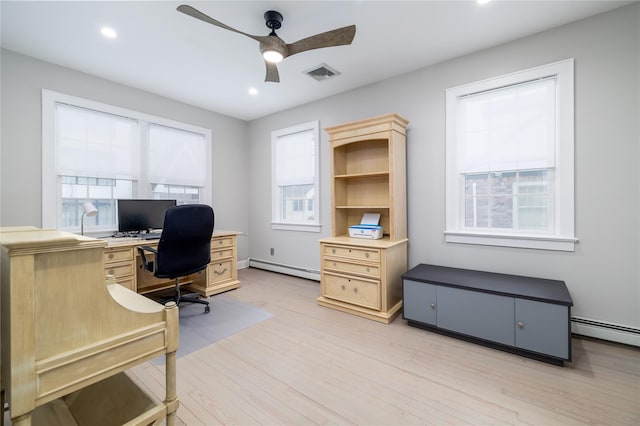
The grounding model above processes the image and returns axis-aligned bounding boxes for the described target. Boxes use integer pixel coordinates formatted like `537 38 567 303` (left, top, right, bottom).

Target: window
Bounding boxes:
42 90 211 232
271 121 320 232
445 59 576 251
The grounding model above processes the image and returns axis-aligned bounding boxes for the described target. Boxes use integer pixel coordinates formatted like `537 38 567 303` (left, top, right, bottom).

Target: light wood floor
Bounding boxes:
129 268 640 425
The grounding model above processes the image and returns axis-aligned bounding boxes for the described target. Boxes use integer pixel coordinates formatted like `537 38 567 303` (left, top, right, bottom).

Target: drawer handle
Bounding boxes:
108 269 115 275
214 268 228 276
517 321 524 329
341 285 345 290
366 267 370 272
353 287 358 293
430 303 436 310
332 248 336 254
365 252 369 258
333 262 337 267
108 253 114 260
348 249 352 253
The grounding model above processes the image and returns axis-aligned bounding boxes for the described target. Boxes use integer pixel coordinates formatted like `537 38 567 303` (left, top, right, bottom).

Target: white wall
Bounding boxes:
0 49 251 261
247 4 640 337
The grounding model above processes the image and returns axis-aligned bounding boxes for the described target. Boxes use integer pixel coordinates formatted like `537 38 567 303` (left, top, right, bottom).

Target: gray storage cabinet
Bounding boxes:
402 264 573 365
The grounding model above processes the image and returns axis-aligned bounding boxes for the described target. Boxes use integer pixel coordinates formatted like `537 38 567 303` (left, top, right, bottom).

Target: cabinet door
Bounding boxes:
437 287 515 346
515 299 570 360
403 280 437 325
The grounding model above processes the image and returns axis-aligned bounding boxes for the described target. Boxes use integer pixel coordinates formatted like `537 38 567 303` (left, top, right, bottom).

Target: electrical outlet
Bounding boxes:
270 248 275 256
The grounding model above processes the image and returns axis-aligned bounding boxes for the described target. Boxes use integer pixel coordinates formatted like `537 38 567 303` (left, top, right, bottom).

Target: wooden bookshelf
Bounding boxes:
318 113 409 323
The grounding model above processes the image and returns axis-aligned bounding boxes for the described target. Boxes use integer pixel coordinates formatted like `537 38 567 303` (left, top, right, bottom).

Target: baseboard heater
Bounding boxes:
571 316 639 347
249 258 320 281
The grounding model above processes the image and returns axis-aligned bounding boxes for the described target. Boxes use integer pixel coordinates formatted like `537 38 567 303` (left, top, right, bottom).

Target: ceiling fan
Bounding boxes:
177 4 356 83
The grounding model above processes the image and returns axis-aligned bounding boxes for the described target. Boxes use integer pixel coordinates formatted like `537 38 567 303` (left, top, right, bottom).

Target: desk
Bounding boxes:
103 230 241 297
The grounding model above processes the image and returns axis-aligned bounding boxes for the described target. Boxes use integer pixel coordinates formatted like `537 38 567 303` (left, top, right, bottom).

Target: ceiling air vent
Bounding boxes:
304 63 341 81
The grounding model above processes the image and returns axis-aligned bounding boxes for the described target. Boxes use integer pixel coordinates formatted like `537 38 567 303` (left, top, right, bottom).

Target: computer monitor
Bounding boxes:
117 199 177 233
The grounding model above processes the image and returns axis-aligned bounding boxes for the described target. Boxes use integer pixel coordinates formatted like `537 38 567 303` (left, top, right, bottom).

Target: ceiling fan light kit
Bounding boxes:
260 39 287 63
177 4 356 83
262 49 284 63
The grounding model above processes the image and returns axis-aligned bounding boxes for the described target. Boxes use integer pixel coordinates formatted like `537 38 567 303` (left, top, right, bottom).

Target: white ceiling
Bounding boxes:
1 1 632 121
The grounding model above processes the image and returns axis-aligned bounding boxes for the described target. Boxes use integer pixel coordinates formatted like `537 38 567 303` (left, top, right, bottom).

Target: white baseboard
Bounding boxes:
571 316 640 347
248 258 320 281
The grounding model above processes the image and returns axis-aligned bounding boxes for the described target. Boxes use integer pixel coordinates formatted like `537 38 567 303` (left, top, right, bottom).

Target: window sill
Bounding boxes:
444 231 578 252
271 222 321 233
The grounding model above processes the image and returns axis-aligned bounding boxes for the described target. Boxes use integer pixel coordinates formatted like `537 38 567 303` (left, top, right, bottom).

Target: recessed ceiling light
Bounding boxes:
248 87 258 96
100 27 117 39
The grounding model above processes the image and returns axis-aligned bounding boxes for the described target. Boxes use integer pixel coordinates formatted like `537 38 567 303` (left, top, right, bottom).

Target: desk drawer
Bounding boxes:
323 272 380 310
211 237 234 249
104 247 134 264
211 248 233 261
209 260 233 284
105 262 135 279
323 245 380 262
323 258 380 278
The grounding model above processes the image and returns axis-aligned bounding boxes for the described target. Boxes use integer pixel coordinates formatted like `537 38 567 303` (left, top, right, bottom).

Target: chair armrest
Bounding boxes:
137 245 158 272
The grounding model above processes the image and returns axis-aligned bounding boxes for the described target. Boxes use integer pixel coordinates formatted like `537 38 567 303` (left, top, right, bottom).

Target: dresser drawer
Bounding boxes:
323 244 380 262
105 262 135 279
323 258 380 278
211 248 233 261
209 260 233 284
323 272 380 310
211 237 234 249
104 247 133 264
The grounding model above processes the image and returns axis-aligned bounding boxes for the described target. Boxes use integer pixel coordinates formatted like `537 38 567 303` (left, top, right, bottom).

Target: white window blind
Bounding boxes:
271 121 320 231
274 129 315 187
148 124 207 187
457 77 556 173
56 103 139 179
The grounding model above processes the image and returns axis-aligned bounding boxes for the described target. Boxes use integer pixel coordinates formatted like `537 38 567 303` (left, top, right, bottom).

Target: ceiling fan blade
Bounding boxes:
286 25 356 57
177 4 269 44
265 61 280 83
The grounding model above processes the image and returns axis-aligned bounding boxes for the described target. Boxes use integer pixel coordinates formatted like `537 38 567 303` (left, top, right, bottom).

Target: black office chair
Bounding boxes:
137 204 214 314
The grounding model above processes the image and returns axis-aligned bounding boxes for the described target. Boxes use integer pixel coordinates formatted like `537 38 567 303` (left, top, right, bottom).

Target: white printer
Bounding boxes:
348 213 383 239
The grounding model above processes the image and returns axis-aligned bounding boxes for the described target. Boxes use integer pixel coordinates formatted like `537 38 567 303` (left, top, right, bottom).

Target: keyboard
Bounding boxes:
140 232 162 240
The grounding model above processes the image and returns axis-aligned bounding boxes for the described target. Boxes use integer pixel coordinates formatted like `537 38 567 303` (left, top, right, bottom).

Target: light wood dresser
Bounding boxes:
1 227 178 425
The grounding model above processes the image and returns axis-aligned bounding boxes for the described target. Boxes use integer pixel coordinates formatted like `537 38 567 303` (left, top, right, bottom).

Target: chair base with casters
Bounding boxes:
160 277 210 314
137 245 211 314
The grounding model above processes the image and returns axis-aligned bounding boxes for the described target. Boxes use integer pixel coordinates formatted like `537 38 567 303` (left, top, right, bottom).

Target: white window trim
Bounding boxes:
271 120 321 233
42 89 212 229
444 59 577 251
